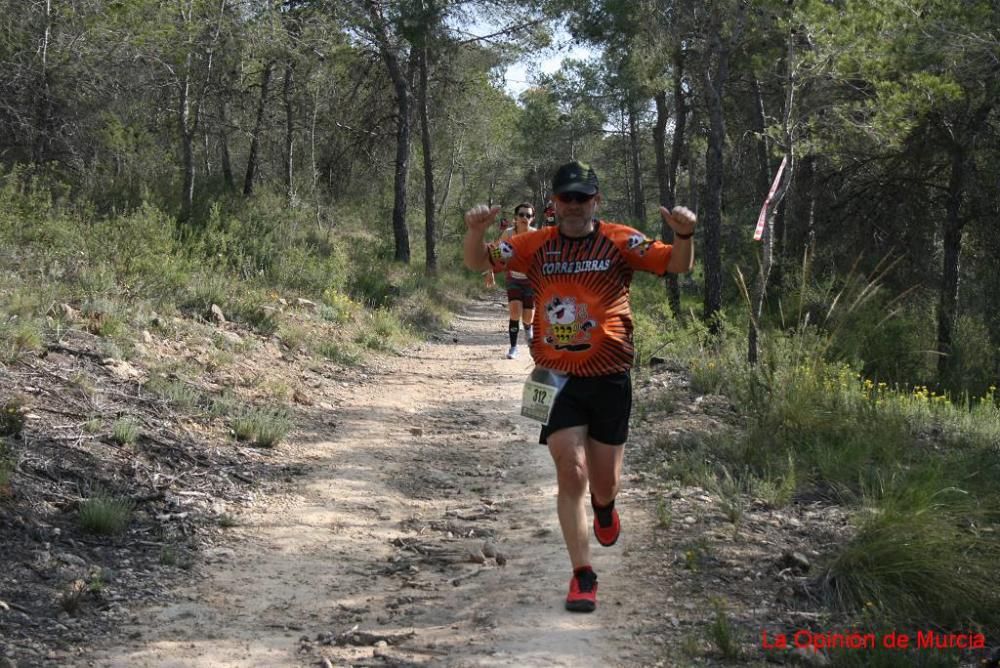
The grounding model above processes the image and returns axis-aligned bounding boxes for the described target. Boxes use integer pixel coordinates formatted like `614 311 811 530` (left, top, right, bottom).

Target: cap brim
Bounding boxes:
553 183 598 195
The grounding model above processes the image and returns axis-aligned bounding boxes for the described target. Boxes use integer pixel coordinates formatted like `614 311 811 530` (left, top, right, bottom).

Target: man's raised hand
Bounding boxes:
465 204 501 234
659 205 697 237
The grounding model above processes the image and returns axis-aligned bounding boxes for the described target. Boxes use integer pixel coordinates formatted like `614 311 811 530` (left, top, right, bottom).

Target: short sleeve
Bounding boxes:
487 231 537 274
610 224 673 275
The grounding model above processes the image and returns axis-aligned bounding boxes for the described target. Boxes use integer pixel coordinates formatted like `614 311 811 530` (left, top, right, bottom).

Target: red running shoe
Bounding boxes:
565 567 598 613
593 507 620 547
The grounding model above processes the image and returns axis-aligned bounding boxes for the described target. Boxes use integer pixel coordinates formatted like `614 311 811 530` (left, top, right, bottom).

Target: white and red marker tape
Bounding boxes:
753 155 788 241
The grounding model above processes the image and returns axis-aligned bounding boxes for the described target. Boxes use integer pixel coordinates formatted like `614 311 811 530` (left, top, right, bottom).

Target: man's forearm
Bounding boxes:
666 238 694 274
463 229 491 271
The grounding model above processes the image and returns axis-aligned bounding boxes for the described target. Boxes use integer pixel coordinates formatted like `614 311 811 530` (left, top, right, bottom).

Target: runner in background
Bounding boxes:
484 202 538 359
542 199 556 227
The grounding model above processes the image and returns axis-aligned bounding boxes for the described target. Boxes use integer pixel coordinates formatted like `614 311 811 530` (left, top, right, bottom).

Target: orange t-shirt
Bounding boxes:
487 220 673 376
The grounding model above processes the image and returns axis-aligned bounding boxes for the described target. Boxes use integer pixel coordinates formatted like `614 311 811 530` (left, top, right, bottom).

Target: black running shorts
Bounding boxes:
539 371 632 446
506 276 534 309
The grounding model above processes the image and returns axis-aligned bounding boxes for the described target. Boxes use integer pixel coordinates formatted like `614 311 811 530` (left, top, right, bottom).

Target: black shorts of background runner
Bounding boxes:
539 372 632 446
506 276 534 309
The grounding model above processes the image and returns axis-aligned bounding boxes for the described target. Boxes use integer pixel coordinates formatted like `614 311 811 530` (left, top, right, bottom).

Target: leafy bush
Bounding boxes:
939 314 998 397
87 204 192 299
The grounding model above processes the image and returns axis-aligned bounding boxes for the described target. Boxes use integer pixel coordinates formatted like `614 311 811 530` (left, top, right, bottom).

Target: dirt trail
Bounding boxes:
91 298 669 667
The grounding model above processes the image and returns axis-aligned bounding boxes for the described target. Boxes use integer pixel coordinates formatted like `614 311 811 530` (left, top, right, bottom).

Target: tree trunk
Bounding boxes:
179 53 196 223
654 90 682 320
389 58 413 263
748 78 771 365
418 45 436 275
619 105 633 212
771 196 787 290
702 37 729 327
202 130 212 178
701 5 746 328
653 92 671 210
748 23 796 364
220 100 234 190
436 135 461 220
628 103 645 223
243 60 274 197
283 61 295 204
793 154 817 258
665 45 689 319
33 0 54 162
936 146 966 382
366 0 412 263
668 45 687 202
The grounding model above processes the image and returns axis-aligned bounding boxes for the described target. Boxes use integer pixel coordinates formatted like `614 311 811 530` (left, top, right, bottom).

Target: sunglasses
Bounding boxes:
516 211 534 219
554 192 596 204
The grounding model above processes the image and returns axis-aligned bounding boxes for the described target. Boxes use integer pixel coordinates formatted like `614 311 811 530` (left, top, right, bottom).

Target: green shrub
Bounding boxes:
344 235 399 307
207 390 243 418
0 398 27 437
940 314 997 397
87 204 191 299
79 492 134 535
0 459 11 493
80 298 127 338
396 292 451 331
0 442 13 494
820 468 1000 627
706 599 741 660
353 308 409 352
0 320 45 363
110 418 139 445
855 306 934 386
316 338 362 366
277 323 309 352
232 407 291 447
227 295 280 336
179 275 229 318
265 243 348 295
145 375 201 410
320 288 359 324
1 285 58 319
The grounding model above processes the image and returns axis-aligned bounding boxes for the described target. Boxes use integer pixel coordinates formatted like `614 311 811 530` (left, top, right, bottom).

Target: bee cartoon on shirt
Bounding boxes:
544 295 596 352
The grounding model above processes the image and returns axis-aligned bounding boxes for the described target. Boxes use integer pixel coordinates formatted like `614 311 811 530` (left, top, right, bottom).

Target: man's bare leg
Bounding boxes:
547 425 591 568
586 438 624 507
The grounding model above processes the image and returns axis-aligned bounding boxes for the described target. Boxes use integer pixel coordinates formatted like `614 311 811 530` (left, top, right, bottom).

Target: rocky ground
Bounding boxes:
1 296 990 667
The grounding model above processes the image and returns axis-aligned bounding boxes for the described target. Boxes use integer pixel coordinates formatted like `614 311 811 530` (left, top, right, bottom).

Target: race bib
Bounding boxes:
521 367 569 424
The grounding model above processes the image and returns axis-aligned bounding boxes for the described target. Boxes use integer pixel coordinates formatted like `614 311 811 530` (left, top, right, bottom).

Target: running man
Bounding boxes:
463 161 696 612
484 202 538 359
